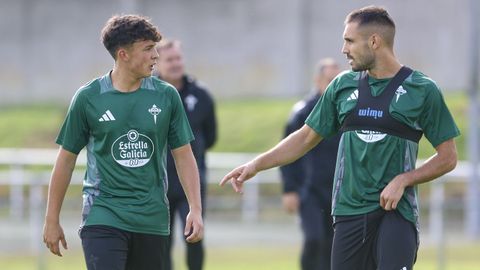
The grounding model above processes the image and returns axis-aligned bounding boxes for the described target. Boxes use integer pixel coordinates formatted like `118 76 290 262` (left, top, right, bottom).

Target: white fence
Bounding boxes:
0 148 277 222
0 148 478 270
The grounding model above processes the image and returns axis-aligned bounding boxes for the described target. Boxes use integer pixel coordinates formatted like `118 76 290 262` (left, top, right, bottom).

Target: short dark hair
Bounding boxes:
345 6 395 46
345 6 395 29
101 14 162 59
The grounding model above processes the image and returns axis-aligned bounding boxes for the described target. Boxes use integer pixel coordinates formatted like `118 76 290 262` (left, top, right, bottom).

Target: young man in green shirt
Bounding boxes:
221 6 459 270
43 15 203 270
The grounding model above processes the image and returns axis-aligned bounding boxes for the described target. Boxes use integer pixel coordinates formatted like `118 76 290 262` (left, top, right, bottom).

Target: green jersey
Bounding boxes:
57 72 194 235
305 70 460 224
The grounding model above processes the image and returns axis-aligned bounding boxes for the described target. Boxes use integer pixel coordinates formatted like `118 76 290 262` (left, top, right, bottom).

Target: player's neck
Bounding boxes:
111 67 143 92
367 53 402 79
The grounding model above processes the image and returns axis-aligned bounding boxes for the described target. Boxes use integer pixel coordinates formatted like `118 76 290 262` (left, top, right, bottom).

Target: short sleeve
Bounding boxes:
419 83 460 147
56 90 90 154
305 81 341 138
168 87 195 149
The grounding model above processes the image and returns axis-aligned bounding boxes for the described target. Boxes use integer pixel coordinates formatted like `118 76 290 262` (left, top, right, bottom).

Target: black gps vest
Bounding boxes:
341 66 423 143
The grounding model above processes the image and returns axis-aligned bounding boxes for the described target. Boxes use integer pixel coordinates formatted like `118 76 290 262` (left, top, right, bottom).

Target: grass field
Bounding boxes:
0 103 64 149
0 91 468 159
1 242 480 270
0 93 473 269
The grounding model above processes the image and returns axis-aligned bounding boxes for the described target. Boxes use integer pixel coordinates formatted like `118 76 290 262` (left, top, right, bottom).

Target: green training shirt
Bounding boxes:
57 72 194 235
305 69 460 224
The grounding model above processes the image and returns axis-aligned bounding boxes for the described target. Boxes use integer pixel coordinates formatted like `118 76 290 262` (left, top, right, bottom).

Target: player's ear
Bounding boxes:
369 33 381 50
117 47 129 61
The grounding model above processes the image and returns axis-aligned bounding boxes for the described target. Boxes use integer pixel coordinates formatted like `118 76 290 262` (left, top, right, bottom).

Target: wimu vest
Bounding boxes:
341 66 423 143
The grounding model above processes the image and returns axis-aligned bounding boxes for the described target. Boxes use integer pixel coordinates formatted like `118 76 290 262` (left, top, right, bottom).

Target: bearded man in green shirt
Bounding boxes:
221 6 459 270
43 15 203 270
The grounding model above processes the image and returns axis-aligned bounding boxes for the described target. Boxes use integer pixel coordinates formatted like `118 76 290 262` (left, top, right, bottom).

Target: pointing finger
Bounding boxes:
220 170 239 186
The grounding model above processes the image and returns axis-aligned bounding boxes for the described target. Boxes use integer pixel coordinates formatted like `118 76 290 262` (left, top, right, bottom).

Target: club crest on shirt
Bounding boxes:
111 129 154 167
148 104 161 124
355 130 387 143
395 86 407 102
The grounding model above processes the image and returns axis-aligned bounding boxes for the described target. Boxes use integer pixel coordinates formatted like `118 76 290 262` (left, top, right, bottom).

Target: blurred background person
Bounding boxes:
280 58 341 270
155 39 217 270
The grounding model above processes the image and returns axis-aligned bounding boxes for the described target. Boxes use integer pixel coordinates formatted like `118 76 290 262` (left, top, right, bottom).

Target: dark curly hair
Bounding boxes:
101 14 162 59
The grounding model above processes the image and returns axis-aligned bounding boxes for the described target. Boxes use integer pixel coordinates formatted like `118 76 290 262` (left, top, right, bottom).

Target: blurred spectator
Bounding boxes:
155 39 217 270
280 58 340 270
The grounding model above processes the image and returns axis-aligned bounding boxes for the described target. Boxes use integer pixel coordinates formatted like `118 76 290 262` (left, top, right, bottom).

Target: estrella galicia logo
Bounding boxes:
358 107 383 119
111 130 154 168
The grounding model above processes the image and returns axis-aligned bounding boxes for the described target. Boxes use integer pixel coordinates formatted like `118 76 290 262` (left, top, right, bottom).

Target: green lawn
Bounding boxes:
0 92 468 160
0 103 64 149
0 94 473 270
1 242 479 270
211 98 295 153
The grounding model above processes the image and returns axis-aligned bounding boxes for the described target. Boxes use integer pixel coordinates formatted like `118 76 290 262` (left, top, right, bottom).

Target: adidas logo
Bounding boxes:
98 110 116 122
347 89 358 101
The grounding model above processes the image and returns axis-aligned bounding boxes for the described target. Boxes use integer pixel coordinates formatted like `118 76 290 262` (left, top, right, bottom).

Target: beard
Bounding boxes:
349 51 375 72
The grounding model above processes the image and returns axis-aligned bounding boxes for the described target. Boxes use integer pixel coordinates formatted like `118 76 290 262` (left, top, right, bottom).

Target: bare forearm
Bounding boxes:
172 145 202 211
45 148 77 223
380 139 457 211
220 125 322 193
178 167 202 211
254 125 322 172
402 139 457 186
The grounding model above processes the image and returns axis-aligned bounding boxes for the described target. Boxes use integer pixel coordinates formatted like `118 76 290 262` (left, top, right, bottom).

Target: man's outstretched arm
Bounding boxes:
220 124 322 193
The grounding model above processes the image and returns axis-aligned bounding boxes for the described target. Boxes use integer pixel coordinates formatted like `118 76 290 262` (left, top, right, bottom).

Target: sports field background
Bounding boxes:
0 92 468 159
1 0 478 268
0 93 478 269
1 217 480 270
2 241 480 270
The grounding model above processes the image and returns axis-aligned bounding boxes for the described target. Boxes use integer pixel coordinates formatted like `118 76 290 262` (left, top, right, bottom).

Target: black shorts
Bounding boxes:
332 209 418 270
80 225 168 270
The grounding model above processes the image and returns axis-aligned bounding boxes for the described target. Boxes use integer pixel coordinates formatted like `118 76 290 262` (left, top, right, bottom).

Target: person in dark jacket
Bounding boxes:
155 39 217 270
280 58 340 270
